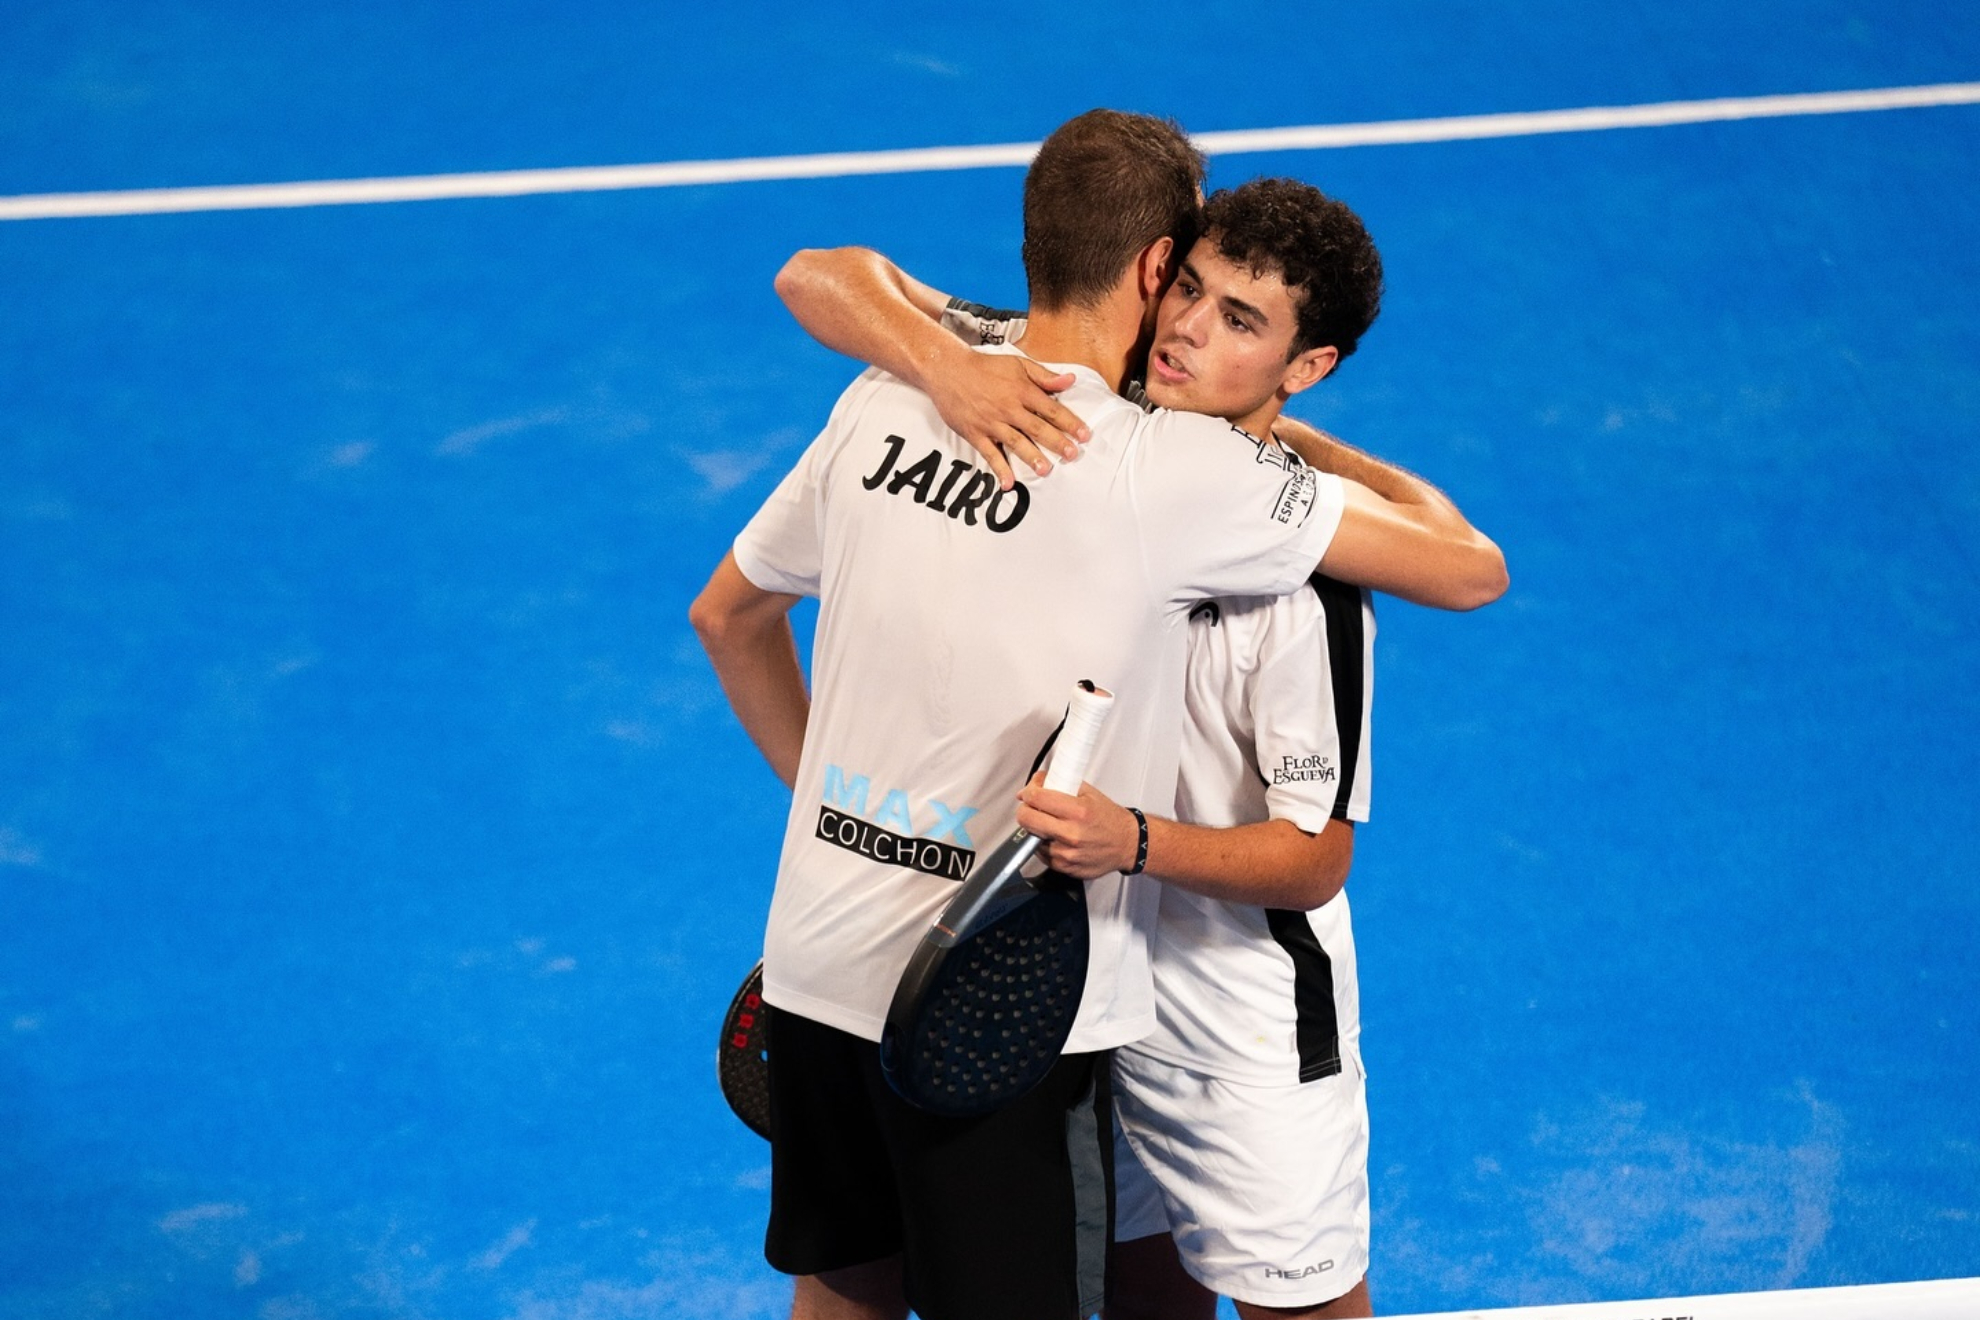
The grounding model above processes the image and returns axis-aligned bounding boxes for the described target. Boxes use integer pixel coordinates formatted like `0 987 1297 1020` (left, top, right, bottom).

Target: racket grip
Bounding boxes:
1042 681 1114 796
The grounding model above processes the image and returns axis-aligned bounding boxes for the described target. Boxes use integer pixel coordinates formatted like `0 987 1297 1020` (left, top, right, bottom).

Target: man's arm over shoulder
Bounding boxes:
688 552 809 788
774 246 1087 488
1277 416 1508 612
774 246 957 370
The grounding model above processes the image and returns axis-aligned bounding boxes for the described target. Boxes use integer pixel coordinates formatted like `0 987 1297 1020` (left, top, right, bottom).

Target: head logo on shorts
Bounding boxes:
1263 1259 1334 1280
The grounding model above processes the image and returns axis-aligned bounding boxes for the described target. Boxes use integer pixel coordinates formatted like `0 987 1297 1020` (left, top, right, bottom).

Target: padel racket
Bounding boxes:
718 960 772 1139
881 681 1115 1117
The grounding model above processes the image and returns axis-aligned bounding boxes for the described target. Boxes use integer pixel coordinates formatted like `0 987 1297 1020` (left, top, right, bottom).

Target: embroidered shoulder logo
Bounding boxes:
1272 465 1319 526
1273 754 1336 786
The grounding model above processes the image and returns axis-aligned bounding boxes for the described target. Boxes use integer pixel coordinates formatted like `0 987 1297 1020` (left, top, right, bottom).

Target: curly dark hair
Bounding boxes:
1201 177 1383 362
1023 109 1206 312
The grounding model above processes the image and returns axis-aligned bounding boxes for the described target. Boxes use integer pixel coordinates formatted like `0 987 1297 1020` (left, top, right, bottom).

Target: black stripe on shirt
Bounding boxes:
1264 907 1342 1083
1307 573 1369 822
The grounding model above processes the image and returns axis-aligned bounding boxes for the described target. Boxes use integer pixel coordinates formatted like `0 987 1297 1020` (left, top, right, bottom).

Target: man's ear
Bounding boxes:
1280 345 1340 399
1137 236 1176 300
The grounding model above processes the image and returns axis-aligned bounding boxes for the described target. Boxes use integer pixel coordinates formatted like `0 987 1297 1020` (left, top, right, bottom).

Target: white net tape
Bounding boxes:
1386 1278 1980 1320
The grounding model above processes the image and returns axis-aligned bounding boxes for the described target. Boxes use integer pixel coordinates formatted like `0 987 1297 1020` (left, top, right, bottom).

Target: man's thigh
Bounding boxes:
1107 1231 1217 1320
766 1009 1113 1320
1114 1048 1369 1311
765 1009 903 1275
886 1047 1112 1320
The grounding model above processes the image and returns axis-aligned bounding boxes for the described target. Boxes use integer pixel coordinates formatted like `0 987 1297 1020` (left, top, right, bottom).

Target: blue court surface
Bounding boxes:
4 4 1979 1317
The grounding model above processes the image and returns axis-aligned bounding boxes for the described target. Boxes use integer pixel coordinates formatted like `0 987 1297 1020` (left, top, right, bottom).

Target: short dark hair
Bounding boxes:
1022 109 1206 312
1200 178 1383 362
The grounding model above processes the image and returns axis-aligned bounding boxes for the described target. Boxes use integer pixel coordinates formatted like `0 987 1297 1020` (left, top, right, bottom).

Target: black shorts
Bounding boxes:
764 1009 1112 1320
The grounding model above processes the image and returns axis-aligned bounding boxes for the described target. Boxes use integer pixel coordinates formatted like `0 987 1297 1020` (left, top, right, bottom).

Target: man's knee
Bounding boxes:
791 1255 909 1320
1232 1275 1372 1320
1105 1233 1216 1320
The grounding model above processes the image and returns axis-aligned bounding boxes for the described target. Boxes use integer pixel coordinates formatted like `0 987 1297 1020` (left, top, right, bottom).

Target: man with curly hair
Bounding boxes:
1019 177 1387 1320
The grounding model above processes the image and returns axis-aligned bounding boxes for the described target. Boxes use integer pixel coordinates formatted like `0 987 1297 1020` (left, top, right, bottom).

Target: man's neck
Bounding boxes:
1015 293 1150 396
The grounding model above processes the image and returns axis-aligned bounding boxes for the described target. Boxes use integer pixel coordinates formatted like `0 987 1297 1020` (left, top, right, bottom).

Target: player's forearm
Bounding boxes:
1144 816 1354 910
1276 420 1510 609
1320 478 1508 611
774 246 964 395
696 620 809 788
1278 416 1508 610
1276 415 1494 552
688 558 810 787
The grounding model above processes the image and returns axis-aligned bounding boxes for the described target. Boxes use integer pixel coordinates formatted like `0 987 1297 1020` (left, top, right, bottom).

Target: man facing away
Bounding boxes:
778 178 1421 1318
691 109 1505 1320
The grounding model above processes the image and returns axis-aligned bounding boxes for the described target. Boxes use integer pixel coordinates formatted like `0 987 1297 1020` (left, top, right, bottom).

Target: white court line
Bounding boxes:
1386 1276 1980 1320
2 81 1977 221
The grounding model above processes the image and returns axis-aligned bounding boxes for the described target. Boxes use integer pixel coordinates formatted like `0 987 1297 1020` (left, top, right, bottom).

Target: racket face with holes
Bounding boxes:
718 960 773 1139
880 878 1089 1117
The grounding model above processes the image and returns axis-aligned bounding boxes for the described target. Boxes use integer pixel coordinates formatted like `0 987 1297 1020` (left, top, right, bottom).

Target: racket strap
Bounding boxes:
1027 709 1069 781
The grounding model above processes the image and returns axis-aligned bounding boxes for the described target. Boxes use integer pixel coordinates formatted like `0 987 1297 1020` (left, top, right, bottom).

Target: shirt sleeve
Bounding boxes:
1250 580 1374 831
1131 409 1347 604
731 371 883 597
732 444 824 597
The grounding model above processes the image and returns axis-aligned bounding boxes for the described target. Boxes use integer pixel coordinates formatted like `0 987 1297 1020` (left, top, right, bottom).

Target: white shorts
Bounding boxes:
1112 1046 1370 1308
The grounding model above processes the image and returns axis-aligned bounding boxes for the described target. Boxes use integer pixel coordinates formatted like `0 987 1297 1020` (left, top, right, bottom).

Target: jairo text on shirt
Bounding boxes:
861 435 1030 532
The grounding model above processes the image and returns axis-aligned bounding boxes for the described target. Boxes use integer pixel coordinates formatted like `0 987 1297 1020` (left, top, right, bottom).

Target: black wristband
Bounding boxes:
1124 807 1149 877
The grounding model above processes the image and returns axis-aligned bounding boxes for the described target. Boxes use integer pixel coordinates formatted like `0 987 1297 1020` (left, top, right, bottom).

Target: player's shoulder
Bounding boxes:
806 368 950 465
1245 574 1375 674
1131 396 1309 473
833 362 940 417
1195 572 1362 647
975 356 1144 433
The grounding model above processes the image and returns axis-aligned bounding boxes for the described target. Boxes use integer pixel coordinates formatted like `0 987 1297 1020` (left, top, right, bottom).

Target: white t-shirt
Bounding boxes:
1131 576 1376 1084
733 348 1346 1048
